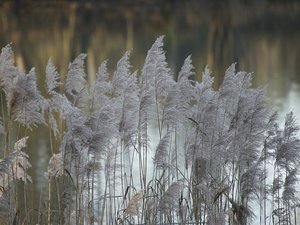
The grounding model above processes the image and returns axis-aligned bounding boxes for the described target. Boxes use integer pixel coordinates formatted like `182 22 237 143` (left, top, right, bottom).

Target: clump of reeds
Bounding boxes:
0 37 300 225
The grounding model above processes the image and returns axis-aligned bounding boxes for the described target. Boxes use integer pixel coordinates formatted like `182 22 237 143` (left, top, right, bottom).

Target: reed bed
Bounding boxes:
0 36 299 225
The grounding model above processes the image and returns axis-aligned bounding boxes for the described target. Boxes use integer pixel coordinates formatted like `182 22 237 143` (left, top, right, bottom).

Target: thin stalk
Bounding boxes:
4 118 11 157
277 167 280 225
174 129 179 181
294 205 297 225
154 81 162 139
231 161 235 210
47 178 51 225
108 175 113 224
24 179 28 225
75 156 79 225
0 92 6 157
55 181 62 225
287 208 290 225
203 199 207 225
113 141 119 222
120 142 125 204
129 138 137 187
38 193 42 225
99 178 108 225
48 123 63 224
137 110 144 191
143 125 148 191
90 157 96 224
270 163 275 225
263 144 267 225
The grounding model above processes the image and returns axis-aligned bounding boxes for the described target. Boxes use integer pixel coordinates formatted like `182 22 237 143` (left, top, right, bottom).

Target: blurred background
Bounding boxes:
1 0 300 112
1 0 300 222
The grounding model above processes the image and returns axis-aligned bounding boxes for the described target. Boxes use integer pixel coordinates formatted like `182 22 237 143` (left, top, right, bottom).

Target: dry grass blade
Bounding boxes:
14 136 29 151
0 138 32 188
47 152 64 177
158 181 182 214
124 190 143 216
13 137 32 183
154 131 170 168
45 58 61 95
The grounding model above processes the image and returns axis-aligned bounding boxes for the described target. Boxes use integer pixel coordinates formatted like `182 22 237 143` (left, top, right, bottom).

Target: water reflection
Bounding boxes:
1 0 300 223
1 2 299 89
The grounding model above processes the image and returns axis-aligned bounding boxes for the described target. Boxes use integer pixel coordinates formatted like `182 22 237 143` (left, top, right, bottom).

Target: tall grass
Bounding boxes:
0 37 299 225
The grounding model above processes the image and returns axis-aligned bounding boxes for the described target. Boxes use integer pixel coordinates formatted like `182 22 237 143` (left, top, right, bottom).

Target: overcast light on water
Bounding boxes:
1 1 300 224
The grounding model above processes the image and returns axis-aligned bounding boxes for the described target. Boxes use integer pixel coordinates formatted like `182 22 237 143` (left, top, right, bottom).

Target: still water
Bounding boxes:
1 0 300 223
